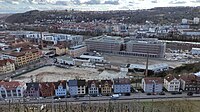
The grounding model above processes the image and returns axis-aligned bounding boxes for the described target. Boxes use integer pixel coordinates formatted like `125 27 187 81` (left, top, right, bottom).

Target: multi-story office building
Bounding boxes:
126 38 166 58
85 35 124 53
68 45 87 57
85 36 166 58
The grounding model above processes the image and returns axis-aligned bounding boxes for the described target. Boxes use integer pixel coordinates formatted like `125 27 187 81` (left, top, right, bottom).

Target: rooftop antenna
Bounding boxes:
40 31 43 50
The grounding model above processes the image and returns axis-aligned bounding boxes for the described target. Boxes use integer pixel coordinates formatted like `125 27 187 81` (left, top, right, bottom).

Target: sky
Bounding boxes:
0 0 200 13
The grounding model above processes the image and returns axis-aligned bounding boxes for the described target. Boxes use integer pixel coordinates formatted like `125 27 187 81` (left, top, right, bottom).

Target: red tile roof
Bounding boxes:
164 74 177 82
180 74 197 82
143 77 163 84
0 81 24 90
5 48 40 57
54 44 66 49
0 59 15 66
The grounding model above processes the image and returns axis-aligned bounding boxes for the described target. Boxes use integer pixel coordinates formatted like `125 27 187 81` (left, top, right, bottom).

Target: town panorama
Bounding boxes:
0 1 200 112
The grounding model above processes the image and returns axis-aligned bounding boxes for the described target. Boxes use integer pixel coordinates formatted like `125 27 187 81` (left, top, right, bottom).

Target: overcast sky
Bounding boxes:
0 0 200 13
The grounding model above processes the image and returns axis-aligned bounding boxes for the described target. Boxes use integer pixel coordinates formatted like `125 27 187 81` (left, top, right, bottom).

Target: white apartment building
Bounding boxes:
164 74 180 92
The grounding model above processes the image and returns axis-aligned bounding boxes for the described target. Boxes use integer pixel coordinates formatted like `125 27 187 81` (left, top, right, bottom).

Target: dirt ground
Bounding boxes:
13 66 128 82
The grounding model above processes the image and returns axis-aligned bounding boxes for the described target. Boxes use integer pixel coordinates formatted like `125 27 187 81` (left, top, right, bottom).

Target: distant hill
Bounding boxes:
0 14 11 21
5 7 200 24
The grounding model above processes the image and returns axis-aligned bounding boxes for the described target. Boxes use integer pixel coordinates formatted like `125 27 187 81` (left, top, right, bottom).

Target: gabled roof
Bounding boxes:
87 80 99 88
0 59 15 66
113 78 130 85
180 74 197 82
39 82 55 90
143 77 163 84
164 74 177 82
26 83 39 91
5 49 40 57
54 80 67 89
0 81 24 90
100 80 113 87
54 44 66 49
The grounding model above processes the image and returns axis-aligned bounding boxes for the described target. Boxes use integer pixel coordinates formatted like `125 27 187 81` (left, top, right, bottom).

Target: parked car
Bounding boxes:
187 92 193 96
110 94 120 99
171 91 182 95
146 93 151 95
159 92 165 95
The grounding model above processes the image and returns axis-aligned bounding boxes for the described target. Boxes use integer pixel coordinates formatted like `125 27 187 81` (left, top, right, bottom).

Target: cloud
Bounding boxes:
104 0 119 5
169 0 186 4
151 0 157 3
191 0 200 3
84 0 100 4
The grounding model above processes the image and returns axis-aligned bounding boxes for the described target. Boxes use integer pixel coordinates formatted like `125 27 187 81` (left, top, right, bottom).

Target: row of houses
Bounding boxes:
1 73 200 99
0 78 130 99
142 74 200 93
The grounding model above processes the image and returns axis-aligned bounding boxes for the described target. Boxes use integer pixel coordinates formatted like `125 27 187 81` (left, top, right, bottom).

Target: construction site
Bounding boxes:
13 66 128 82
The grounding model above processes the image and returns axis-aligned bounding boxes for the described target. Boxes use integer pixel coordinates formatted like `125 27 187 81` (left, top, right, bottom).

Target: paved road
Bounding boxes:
1 93 200 105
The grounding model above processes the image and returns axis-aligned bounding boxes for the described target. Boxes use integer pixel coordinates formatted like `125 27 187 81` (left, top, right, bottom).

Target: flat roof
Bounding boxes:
57 55 73 61
129 63 169 71
192 48 200 50
86 35 124 43
195 71 200 76
69 45 85 50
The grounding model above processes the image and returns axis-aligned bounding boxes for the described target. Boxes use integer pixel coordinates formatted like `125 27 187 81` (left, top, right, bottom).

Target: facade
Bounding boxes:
164 74 180 92
85 36 166 58
191 48 200 55
39 82 55 97
74 57 90 66
180 74 200 92
0 81 26 98
56 56 75 65
68 80 86 96
87 80 99 96
113 78 131 94
54 44 67 56
129 63 169 74
126 39 166 58
0 59 15 74
68 45 87 57
180 29 200 36
68 80 78 96
3 49 41 67
54 80 67 97
85 35 124 53
100 80 113 96
24 83 40 98
80 53 104 63
141 77 163 93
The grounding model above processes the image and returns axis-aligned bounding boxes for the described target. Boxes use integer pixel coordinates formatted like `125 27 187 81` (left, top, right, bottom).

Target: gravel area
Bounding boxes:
13 66 127 82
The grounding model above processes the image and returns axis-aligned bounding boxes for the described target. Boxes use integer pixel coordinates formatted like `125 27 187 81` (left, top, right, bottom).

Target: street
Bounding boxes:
1 92 200 105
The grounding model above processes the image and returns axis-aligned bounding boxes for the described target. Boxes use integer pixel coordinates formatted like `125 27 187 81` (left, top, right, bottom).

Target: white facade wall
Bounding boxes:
164 78 180 92
191 48 200 55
